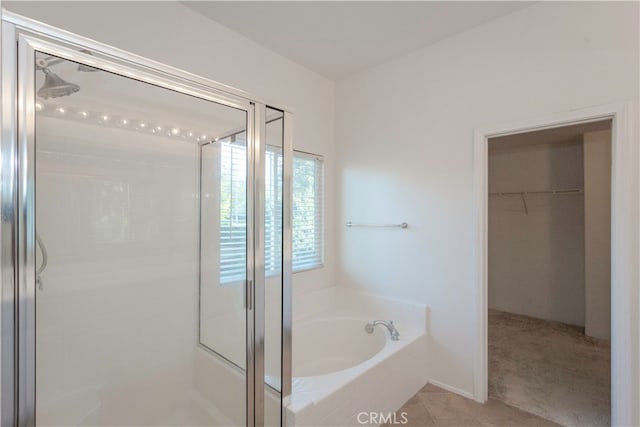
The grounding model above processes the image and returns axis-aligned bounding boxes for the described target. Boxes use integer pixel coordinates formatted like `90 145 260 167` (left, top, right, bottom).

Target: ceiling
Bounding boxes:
183 1 536 81
489 120 612 153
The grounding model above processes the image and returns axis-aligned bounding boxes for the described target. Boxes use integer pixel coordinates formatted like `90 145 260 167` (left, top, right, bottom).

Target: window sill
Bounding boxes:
218 264 323 286
293 264 324 274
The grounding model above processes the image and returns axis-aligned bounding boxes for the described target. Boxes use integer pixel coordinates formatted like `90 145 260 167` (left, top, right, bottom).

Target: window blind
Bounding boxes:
218 138 323 284
219 134 248 284
265 148 283 276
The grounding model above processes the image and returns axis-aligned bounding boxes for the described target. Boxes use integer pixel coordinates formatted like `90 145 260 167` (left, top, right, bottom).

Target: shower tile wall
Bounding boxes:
36 116 199 424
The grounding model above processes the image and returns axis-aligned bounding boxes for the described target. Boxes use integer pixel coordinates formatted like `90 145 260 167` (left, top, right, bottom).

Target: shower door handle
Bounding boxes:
245 279 253 310
36 231 48 290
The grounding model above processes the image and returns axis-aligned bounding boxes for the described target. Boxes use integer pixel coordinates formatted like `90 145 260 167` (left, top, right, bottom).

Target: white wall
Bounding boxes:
488 141 585 326
335 0 638 404
3 0 336 297
584 130 612 340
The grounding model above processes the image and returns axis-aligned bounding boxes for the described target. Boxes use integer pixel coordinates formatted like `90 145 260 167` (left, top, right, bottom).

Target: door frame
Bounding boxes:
472 101 638 425
0 10 293 426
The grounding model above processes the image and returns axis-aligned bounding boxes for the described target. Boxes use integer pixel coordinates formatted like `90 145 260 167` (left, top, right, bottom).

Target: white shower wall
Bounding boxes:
35 117 200 424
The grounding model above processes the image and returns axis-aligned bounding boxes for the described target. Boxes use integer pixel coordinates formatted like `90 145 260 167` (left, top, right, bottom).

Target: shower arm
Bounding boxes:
36 56 65 71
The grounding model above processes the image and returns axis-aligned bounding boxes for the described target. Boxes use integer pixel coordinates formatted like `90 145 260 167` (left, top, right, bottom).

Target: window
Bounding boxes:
218 136 323 284
219 133 248 284
264 147 283 276
291 153 324 271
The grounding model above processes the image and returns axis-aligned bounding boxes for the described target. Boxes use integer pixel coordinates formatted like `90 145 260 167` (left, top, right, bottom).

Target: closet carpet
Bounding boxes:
489 309 610 426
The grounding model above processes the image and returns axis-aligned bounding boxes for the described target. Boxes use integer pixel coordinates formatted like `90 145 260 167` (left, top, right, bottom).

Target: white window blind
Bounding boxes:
264 148 283 276
219 138 323 284
219 134 247 284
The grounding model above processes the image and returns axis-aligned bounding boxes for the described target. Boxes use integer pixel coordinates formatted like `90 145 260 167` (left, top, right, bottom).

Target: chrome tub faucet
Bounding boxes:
365 320 400 341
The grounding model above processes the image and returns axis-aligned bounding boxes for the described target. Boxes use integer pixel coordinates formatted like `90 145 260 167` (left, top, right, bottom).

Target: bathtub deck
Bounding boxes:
287 323 428 426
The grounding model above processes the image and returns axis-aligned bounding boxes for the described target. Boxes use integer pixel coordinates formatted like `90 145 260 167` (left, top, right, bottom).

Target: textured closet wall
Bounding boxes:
584 130 612 340
488 141 585 326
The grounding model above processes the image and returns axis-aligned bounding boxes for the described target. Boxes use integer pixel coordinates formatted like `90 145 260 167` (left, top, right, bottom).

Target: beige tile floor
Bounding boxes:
386 384 560 427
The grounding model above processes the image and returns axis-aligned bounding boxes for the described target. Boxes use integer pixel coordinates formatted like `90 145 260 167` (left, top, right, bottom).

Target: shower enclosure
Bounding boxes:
0 13 292 426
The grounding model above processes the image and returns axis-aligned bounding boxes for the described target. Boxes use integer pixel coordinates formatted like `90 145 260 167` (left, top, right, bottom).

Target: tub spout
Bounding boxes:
365 320 400 341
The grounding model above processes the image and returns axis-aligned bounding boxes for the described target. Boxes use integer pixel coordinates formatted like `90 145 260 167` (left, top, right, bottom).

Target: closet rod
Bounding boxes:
488 188 583 197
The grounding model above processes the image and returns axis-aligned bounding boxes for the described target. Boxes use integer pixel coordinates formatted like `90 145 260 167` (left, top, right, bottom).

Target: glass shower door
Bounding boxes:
27 47 252 426
199 127 250 426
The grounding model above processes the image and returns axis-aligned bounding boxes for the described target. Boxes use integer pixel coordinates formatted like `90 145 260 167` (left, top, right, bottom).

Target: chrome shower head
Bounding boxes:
37 68 80 99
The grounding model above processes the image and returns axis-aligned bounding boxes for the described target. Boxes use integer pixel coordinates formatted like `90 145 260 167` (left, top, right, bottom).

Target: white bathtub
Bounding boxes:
286 289 429 427
293 318 387 377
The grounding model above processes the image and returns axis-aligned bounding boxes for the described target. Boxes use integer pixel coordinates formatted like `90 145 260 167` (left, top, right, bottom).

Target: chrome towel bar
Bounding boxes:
346 221 408 229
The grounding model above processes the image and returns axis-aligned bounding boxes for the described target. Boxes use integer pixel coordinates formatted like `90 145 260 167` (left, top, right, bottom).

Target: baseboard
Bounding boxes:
427 379 475 400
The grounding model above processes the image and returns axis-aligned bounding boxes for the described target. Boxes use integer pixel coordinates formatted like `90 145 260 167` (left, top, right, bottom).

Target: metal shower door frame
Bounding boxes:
0 12 293 427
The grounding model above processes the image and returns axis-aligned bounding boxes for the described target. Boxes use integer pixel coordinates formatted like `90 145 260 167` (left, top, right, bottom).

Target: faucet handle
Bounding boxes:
389 321 400 340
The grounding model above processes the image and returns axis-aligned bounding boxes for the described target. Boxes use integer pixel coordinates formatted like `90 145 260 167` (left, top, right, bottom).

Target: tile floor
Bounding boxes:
386 309 611 427
386 384 560 427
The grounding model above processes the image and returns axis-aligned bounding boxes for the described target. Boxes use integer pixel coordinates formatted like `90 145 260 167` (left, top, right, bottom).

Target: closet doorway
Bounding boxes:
486 120 612 426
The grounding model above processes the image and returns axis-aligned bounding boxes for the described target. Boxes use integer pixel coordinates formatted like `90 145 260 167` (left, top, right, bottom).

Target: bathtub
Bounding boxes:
285 288 429 427
293 317 387 377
